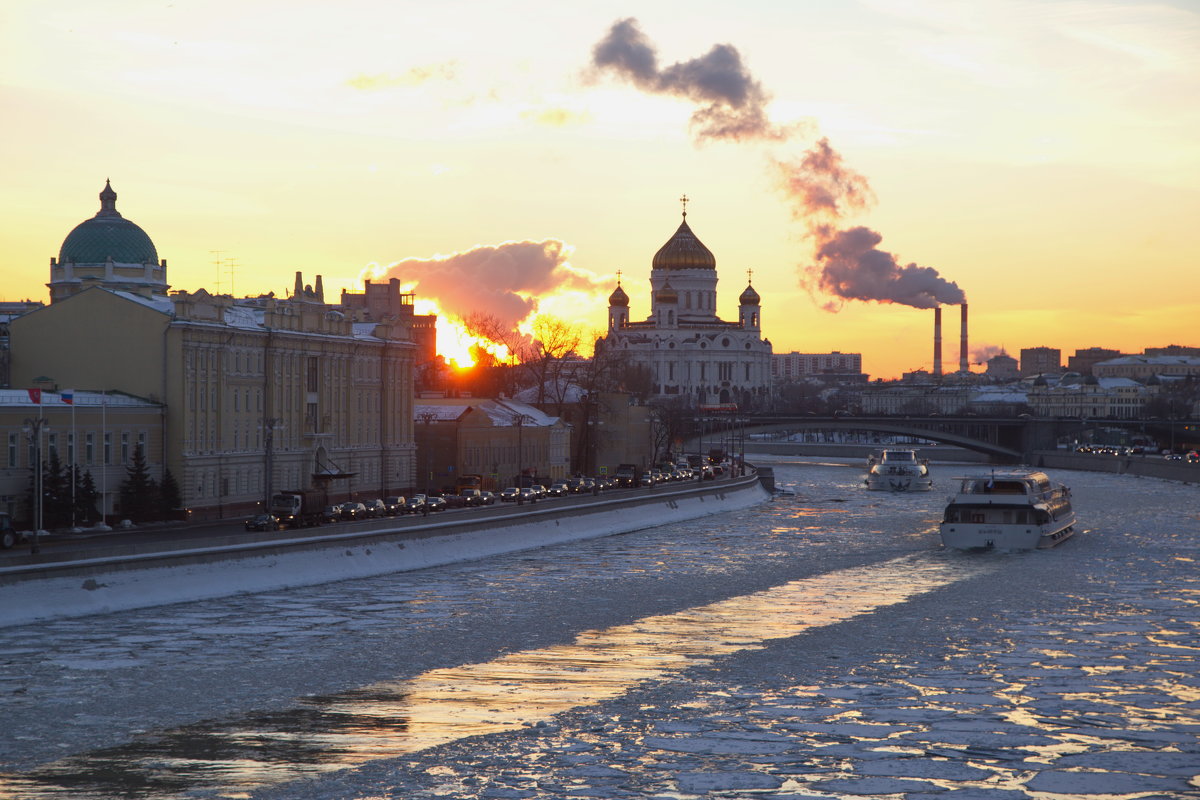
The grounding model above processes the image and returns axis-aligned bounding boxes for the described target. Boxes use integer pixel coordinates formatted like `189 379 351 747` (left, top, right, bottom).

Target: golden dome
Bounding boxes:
652 216 715 271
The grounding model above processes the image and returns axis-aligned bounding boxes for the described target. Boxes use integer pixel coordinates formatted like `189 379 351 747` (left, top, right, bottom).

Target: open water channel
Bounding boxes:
0 458 1197 799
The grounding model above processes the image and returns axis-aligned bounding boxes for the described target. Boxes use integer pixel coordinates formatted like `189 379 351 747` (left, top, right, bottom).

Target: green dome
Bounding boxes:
58 180 159 265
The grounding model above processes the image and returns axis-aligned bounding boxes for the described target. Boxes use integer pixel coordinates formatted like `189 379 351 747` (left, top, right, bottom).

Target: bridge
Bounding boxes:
688 414 1192 463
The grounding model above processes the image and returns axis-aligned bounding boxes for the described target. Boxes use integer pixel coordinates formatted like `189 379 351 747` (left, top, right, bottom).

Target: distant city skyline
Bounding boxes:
2 0 1197 379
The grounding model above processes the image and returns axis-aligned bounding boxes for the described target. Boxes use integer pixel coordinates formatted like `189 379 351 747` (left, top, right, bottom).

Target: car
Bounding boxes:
1 511 23 549
566 478 586 493
383 496 405 515
424 496 447 512
363 499 387 518
478 491 497 505
459 488 484 507
320 505 341 524
499 487 521 502
1188 451 1200 464
339 502 367 521
517 487 537 503
244 513 280 532
547 483 568 497
403 495 427 513
529 484 547 499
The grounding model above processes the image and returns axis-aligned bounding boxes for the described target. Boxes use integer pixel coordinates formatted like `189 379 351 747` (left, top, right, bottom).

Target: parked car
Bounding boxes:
383 496 405 515
0 512 19 549
499 487 521 502
339 502 367 521
244 513 280 532
479 491 497 505
363 499 388 518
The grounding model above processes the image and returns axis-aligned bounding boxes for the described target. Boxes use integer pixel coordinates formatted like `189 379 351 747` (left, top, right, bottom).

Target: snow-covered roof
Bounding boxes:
223 305 264 329
413 398 562 427
109 290 175 315
1097 355 1200 367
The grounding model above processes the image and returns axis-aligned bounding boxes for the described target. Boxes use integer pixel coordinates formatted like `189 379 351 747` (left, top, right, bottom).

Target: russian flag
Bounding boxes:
61 389 74 405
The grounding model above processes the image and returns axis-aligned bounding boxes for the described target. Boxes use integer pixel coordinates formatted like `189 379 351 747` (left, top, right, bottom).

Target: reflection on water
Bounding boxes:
0 553 994 799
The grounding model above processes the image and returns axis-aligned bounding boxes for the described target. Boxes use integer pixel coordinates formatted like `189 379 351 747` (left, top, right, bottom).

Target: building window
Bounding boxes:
67 433 74 466
7 433 15 468
121 432 130 464
86 433 94 465
48 433 58 460
104 433 112 465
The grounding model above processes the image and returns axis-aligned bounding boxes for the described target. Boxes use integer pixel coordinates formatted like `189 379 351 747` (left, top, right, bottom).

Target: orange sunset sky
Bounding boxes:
2 0 1197 378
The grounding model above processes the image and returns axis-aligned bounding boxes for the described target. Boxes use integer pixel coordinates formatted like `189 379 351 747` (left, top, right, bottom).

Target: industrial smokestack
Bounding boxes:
959 303 969 373
933 306 943 378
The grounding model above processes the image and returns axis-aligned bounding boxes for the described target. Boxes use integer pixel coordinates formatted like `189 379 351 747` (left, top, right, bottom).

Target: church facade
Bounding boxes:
599 208 773 410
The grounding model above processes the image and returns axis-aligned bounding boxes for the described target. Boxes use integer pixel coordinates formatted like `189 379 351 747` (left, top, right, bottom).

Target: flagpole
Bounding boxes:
101 390 107 530
70 392 76 531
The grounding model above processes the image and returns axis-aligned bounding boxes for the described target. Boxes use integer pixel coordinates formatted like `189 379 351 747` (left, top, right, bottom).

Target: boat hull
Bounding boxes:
865 473 933 492
939 513 1077 551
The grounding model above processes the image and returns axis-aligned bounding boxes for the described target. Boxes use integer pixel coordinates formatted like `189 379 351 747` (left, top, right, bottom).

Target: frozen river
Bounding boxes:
0 459 1197 799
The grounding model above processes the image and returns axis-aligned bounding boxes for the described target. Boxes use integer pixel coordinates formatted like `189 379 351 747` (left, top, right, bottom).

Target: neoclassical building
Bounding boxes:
598 207 773 409
11 182 421 518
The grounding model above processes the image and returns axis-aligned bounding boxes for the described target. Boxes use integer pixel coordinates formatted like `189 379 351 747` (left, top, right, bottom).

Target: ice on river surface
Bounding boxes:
0 459 1197 799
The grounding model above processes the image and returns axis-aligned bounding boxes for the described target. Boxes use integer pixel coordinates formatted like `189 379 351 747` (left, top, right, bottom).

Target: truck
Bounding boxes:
614 463 643 488
268 490 326 528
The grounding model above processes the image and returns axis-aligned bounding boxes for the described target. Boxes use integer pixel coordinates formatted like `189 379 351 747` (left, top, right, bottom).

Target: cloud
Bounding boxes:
805 226 966 310
521 106 593 127
364 240 605 331
589 18 792 143
346 61 458 91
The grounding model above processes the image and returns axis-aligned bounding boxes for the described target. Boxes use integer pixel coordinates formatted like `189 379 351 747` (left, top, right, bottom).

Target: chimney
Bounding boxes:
959 303 969 373
933 306 943 378
294 271 304 298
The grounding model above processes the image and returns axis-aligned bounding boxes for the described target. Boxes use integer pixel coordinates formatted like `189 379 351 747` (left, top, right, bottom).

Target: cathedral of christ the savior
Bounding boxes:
598 202 773 410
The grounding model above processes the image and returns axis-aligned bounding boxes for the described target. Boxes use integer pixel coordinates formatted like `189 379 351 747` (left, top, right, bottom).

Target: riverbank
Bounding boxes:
0 474 770 629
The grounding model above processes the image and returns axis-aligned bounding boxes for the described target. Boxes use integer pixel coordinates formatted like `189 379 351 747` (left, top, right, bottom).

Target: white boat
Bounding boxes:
864 449 933 491
939 470 1077 551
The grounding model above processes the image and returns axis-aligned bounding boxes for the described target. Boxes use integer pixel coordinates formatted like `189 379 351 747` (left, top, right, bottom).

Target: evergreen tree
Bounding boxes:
77 470 100 525
43 451 70 529
158 468 182 518
118 445 159 522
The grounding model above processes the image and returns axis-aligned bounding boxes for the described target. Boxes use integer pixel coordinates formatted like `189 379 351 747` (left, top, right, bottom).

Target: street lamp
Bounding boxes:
23 417 51 554
418 411 437 495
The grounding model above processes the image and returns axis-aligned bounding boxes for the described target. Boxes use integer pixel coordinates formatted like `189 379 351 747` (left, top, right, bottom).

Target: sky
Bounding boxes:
2 0 1198 379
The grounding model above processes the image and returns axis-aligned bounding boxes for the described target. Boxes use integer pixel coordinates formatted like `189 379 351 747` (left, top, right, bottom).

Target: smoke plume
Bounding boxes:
587 20 967 312
971 344 1008 364
808 227 966 310
590 18 791 143
365 240 605 331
